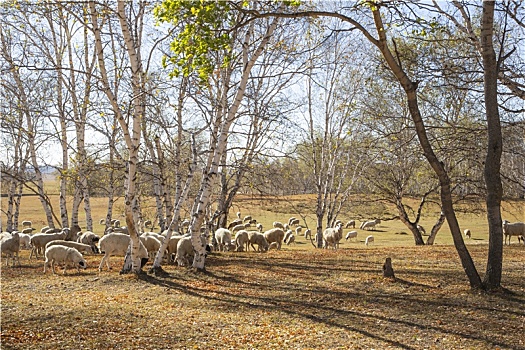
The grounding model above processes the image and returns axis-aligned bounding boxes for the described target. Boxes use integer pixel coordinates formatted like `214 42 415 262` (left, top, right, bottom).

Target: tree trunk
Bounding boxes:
382 257 395 279
426 210 446 245
481 1 503 290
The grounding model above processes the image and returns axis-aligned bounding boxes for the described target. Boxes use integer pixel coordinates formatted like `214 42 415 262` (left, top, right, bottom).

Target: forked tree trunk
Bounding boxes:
426 211 446 245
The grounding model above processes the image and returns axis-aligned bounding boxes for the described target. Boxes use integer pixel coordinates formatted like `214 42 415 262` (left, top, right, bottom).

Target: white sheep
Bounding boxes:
361 219 381 231
43 245 87 275
322 224 343 249
18 232 32 250
268 242 279 250
167 234 186 263
227 219 243 230
345 220 356 229
22 220 32 228
289 218 300 227
234 230 250 252
113 220 121 228
256 223 263 232
464 229 471 239
295 226 303 236
78 231 100 245
175 235 207 266
45 240 97 255
345 230 358 241
263 228 285 250
21 227 34 234
236 211 241 219
243 215 252 223
272 221 285 230
139 235 162 260
286 234 295 245
247 231 269 252
283 230 294 244
214 228 233 252
334 220 343 228
502 220 525 245
1 231 20 267
30 230 68 260
288 217 297 226
365 235 374 246
98 233 148 271
99 218 105 225
304 229 312 240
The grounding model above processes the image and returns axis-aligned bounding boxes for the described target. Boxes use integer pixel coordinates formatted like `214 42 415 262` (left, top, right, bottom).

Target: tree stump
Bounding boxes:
382 257 395 279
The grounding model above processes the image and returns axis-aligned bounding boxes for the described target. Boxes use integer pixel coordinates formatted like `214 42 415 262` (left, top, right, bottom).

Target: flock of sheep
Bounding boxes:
1 214 524 274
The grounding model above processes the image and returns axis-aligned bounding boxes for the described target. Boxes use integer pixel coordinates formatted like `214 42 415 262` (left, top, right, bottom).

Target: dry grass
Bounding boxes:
2 242 524 350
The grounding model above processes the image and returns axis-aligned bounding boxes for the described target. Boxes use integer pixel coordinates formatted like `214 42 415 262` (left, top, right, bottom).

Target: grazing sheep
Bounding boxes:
304 229 312 240
243 215 252 223
502 220 525 245
98 233 148 271
247 231 269 252
345 230 358 241
113 220 121 228
234 230 250 252
1 232 20 267
295 226 303 236
360 219 381 231
214 228 233 252
77 231 101 253
334 220 343 228
166 234 186 262
417 224 427 236
45 228 62 234
230 224 245 234
40 226 50 233
236 212 241 219
227 219 243 230
286 234 295 245
256 223 263 232
18 233 31 250
283 230 294 244
263 228 285 250
323 224 343 249
43 245 86 275
21 227 34 234
272 221 285 230
175 235 207 266
139 235 162 260
30 230 68 260
464 229 471 239
99 218 105 225
268 242 279 250
249 219 257 225
288 217 297 226
22 220 32 228
345 220 356 229
45 240 97 255
289 218 300 227
365 235 374 246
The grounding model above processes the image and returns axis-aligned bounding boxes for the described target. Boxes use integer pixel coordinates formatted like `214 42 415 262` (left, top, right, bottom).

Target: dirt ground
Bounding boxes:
1 244 524 350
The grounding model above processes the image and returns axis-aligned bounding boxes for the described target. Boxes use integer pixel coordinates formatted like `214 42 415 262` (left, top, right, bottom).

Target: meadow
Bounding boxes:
1 189 525 349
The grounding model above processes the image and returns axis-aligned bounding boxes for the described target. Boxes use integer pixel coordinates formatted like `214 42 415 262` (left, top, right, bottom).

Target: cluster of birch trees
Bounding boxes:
1 1 524 287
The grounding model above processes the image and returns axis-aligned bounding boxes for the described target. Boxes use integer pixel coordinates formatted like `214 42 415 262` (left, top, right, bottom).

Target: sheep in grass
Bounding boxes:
43 245 86 275
345 230 358 241
30 229 68 260
345 220 356 229
40 226 50 233
272 221 285 230
289 218 300 227
98 233 148 272
165 234 186 262
464 229 471 239
227 219 243 230
304 229 312 240
45 240 97 255
21 227 34 234
295 226 303 236
234 230 250 252
247 231 269 252
243 215 252 223
502 220 525 245
268 242 279 250
286 234 296 245
417 224 427 236
256 223 263 232
1 231 20 267
322 224 343 249
18 232 31 250
139 235 162 261
77 231 101 254
175 235 207 267
263 228 285 250
365 235 374 246
214 228 233 252
283 230 294 244
360 219 381 231
22 220 32 228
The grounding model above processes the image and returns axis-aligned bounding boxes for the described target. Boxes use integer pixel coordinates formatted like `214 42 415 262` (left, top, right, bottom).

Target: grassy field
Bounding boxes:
2 190 525 349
